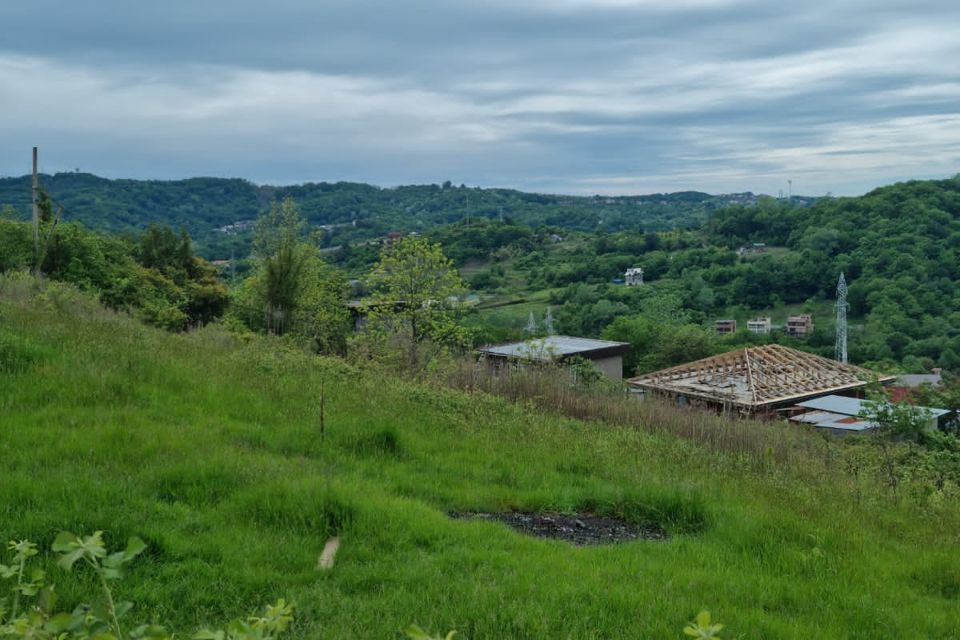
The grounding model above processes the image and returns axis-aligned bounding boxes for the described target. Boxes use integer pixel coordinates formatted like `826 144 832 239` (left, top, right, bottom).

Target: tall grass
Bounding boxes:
3 275 960 639
437 358 830 467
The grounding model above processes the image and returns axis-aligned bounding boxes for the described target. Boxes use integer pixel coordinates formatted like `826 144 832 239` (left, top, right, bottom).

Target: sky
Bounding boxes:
1 0 958 196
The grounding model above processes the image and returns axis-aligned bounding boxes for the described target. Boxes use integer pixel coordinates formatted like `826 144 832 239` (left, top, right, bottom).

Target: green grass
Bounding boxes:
2 276 960 638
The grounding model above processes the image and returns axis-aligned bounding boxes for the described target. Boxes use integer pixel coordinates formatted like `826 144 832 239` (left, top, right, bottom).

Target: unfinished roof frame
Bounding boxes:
627 344 894 410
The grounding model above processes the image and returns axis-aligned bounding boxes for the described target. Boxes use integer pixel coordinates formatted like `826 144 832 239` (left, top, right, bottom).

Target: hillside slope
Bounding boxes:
1 276 958 638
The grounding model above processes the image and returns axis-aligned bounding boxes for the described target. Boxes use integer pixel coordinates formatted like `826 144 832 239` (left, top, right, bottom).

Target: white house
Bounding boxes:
625 267 644 286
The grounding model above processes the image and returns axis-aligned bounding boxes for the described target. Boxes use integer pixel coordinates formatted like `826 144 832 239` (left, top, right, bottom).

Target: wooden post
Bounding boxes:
31 147 39 276
319 377 326 442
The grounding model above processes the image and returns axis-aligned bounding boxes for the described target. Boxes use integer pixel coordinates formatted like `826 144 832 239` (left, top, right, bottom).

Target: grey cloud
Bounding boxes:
0 0 958 195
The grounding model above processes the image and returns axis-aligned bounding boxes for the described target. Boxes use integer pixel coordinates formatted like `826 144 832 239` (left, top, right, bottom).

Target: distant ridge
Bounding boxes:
0 172 812 257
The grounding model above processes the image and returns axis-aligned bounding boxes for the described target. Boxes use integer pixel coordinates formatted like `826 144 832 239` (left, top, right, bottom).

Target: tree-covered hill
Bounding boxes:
441 175 960 375
704 176 960 368
0 172 789 258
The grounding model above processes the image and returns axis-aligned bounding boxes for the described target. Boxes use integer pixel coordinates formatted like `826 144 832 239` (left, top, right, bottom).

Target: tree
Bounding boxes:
602 314 715 376
858 382 938 489
249 199 310 334
253 198 306 259
139 224 195 283
237 199 349 348
362 236 466 370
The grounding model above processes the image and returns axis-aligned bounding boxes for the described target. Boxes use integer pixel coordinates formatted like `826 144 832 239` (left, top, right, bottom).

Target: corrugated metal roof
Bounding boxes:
789 409 878 431
478 335 628 360
796 395 950 418
790 410 837 424
816 418 877 432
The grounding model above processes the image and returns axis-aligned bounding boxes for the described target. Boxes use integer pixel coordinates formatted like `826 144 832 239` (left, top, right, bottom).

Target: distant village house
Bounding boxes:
715 319 737 335
625 267 644 286
786 314 814 338
746 316 771 334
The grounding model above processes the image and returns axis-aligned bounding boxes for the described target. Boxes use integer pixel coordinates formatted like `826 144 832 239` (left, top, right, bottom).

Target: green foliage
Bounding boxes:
404 625 456 640
358 237 467 370
0 216 227 331
0 174 741 259
193 600 294 640
859 386 935 445
233 200 349 352
602 313 716 376
0 534 291 640
683 611 725 639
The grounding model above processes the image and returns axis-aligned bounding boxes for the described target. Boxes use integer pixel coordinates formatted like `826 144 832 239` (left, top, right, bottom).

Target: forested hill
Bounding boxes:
701 176 960 368
0 172 789 257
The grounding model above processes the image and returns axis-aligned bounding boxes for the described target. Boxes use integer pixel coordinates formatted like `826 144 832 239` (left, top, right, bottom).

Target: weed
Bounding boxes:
0 534 292 640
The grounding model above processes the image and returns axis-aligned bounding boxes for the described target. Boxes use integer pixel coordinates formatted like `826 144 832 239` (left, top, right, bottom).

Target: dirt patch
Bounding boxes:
451 511 667 545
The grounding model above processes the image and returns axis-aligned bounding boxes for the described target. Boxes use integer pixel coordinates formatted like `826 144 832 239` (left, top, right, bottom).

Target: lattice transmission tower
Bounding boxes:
835 272 848 363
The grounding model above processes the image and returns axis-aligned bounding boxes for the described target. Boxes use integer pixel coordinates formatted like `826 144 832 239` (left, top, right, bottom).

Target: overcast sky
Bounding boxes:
1 1 958 195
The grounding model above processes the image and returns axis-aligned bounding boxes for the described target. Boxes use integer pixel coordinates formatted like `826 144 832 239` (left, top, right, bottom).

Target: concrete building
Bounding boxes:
747 317 772 334
625 267 644 286
627 344 895 416
737 242 767 258
715 319 737 335
786 314 814 338
478 335 630 380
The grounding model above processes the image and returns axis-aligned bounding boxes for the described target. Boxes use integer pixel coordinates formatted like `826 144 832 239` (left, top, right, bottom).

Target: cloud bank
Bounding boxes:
1 0 958 195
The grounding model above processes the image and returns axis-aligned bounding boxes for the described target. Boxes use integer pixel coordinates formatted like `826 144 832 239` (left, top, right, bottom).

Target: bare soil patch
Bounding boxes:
452 511 667 545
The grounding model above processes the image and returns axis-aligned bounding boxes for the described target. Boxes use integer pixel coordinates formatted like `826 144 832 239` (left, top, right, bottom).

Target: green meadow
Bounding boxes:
1 275 959 638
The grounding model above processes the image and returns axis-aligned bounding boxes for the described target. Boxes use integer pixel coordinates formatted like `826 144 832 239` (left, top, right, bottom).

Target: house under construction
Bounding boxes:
627 344 895 416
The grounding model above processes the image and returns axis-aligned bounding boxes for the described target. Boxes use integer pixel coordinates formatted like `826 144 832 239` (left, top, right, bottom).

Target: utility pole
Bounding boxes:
31 147 40 276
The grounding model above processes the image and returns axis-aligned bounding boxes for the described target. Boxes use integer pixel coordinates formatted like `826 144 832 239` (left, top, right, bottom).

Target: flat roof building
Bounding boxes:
715 319 737 335
747 317 771 334
478 335 630 380
786 314 814 338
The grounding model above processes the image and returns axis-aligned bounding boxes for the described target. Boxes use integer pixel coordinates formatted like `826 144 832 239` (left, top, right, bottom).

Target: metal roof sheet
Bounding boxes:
478 335 629 360
796 395 950 418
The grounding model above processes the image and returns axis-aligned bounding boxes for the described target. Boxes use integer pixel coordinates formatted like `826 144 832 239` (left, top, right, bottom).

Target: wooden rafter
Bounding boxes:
628 344 894 409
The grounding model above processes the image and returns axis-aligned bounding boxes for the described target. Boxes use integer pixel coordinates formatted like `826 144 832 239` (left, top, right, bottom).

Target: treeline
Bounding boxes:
0 173 768 259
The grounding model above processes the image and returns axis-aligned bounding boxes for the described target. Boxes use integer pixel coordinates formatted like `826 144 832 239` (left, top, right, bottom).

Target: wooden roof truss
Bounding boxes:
628 344 891 409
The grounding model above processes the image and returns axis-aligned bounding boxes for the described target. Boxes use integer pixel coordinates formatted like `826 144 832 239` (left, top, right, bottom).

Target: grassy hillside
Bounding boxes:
1 276 959 638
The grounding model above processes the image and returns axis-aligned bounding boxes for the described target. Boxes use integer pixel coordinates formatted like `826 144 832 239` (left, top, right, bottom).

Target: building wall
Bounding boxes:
590 355 624 380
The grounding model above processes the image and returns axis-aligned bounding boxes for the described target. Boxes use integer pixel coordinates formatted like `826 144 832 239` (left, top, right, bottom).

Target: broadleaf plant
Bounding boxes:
0 533 293 640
